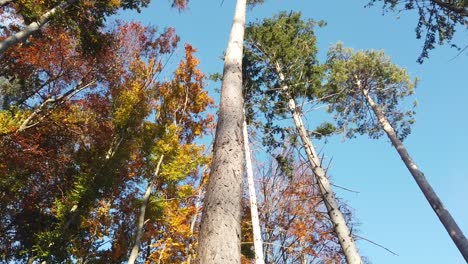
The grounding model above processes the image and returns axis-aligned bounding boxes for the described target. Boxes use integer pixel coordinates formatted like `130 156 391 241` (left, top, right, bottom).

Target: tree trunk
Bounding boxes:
186 172 206 264
359 82 468 262
128 155 164 264
243 117 265 264
275 64 362 264
0 0 76 54
196 0 247 263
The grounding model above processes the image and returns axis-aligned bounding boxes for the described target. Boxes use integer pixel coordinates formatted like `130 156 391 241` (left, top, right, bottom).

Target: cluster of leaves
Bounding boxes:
0 15 213 263
0 0 188 55
243 11 331 150
324 43 417 141
253 153 349 263
367 0 468 62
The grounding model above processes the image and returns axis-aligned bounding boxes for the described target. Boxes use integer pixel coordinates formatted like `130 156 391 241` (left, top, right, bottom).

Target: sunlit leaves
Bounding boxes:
243 12 325 150
0 17 212 263
325 43 417 140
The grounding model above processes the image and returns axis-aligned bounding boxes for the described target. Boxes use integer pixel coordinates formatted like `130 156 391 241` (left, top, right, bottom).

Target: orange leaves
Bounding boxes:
0 11 212 260
156 44 214 143
258 160 346 262
172 0 189 10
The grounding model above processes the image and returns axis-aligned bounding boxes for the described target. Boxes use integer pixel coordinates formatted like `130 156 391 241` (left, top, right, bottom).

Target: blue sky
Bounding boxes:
118 1 467 263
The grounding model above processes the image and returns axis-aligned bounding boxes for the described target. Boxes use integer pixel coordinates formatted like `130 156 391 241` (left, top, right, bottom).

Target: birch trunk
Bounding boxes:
196 0 247 263
243 118 265 264
0 0 76 54
275 64 362 264
128 155 164 264
359 82 468 262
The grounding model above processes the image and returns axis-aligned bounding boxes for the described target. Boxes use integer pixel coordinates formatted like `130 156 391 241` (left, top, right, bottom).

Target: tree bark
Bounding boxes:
196 0 247 263
186 172 206 264
359 81 468 262
0 0 76 55
128 155 164 264
243 117 265 264
275 64 362 264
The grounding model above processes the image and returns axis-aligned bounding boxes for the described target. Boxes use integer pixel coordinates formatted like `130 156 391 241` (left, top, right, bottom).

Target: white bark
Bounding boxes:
0 0 76 54
17 80 95 133
275 64 362 264
196 0 247 263
186 177 206 264
360 82 468 262
243 117 265 264
128 155 164 264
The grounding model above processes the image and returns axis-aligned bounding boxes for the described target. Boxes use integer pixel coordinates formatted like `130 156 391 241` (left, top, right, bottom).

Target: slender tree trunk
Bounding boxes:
128 155 164 264
275 64 362 264
186 173 206 264
243 117 265 264
17 80 95 133
0 0 76 54
359 82 468 262
196 0 247 263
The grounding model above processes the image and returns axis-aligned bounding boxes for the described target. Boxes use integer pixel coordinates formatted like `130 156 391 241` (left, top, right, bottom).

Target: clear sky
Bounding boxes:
118 1 468 263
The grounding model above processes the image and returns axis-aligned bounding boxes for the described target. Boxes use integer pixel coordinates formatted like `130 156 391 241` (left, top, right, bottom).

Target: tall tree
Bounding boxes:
243 12 362 263
126 43 214 264
325 44 468 262
367 0 467 62
243 117 265 264
0 20 213 262
196 0 248 263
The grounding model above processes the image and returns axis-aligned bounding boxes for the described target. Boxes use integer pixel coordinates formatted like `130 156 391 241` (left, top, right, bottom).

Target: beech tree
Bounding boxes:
325 44 468 262
242 12 362 263
256 152 349 263
0 19 214 263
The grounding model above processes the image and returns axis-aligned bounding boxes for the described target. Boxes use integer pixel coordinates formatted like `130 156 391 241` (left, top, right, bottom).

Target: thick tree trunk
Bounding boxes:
243 118 265 264
275 64 362 264
196 0 247 263
0 0 76 54
360 83 468 262
128 155 164 264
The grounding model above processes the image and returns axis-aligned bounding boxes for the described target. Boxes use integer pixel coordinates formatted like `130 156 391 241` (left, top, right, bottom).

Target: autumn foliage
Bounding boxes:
0 12 214 262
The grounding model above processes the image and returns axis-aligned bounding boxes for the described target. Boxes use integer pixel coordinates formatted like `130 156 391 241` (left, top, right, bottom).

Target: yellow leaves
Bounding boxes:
109 0 121 8
155 44 214 141
0 109 28 134
178 185 195 199
113 76 148 128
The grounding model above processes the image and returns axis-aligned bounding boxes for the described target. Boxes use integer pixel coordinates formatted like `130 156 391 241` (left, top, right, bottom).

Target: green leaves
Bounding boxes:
325 43 417 140
243 12 326 150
